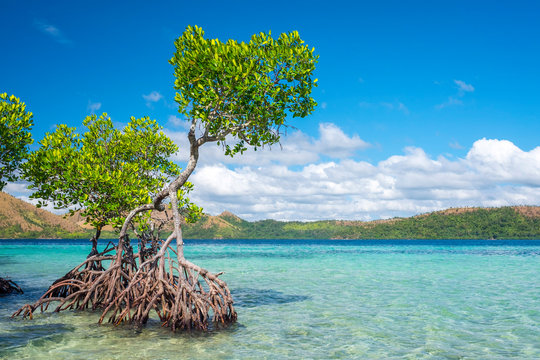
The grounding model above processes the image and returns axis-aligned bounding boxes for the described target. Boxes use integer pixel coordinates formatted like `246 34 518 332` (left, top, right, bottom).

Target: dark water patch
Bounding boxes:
317 248 540 257
0 289 24 299
188 247 540 260
0 322 74 353
0 283 57 315
0 256 18 266
2 238 540 247
232 288 310 308
188 251 317 260
188 239 540 248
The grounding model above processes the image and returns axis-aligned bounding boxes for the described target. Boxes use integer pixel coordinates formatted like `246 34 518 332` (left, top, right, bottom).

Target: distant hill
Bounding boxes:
182 206 540 240
1 192 539 239
0 192 89 239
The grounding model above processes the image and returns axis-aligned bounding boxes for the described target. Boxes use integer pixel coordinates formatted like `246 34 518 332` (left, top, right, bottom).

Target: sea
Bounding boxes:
1 239 539 359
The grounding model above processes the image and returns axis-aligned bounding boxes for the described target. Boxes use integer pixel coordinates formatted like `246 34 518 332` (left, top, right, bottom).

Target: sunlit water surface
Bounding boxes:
1 239 539 359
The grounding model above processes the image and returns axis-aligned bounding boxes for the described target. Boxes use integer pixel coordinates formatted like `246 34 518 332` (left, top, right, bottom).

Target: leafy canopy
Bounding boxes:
170 25 318 155
23 113 181 230
0 93 34 190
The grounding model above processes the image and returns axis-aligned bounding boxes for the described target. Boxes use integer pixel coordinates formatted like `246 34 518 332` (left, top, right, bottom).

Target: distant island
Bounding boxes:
1 191 539 240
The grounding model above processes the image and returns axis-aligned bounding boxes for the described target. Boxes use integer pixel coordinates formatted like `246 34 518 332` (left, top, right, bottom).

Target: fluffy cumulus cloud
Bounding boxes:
165 123 370 167
466 139 540 185
315 123 371 158
184 134 540 221
5 122 539 221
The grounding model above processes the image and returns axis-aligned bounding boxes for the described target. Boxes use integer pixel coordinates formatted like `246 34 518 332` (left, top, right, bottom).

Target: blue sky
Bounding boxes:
2 0 540 220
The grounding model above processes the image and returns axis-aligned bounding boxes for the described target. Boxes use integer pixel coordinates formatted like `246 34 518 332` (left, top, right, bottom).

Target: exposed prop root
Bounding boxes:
12 236 236 331
47 243 115 299
100 241 236 331
11 243 132 319
0 277 23 295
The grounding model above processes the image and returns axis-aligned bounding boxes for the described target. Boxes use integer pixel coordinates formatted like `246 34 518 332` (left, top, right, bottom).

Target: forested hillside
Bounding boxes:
1 192 539 239
182 207 540 240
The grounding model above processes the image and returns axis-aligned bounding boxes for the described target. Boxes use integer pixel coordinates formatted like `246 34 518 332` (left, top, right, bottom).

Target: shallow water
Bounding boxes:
1 239 540 359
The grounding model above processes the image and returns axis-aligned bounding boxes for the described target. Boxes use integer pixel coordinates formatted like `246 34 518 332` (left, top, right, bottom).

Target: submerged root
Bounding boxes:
0 277 24 295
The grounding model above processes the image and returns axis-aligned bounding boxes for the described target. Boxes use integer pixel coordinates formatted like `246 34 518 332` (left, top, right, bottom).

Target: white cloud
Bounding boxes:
35 20 71 44
321 102 327 109
315 123 370 158
436 79 474 109
87 101 102 113
466 138 540 185
5 128 538 222
165 122 370 166
18 196 66 215
3 182 65 214
167 115 191 130
142 91 163 106
454 79 475 93
186 138 540 221
3 182 33 196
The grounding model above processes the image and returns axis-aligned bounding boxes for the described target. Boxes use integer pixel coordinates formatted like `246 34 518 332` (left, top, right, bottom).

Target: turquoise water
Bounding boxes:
1 239 540 359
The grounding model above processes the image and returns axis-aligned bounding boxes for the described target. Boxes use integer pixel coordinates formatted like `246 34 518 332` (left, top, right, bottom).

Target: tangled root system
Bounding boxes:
12 235 236 331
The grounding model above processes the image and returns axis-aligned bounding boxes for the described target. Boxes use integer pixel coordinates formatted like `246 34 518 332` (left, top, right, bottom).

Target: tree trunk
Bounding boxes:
13 118 237 330
88 227 102 257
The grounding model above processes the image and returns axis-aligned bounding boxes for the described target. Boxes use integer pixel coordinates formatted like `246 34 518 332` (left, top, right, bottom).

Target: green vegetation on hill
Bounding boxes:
1 190 539 240
182 207 540 240
0 223 87 239
0 191 118 239
0 224 119 240
354 207 539 240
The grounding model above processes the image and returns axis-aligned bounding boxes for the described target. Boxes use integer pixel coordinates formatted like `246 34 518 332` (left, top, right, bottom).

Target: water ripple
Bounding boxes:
1 240 539 359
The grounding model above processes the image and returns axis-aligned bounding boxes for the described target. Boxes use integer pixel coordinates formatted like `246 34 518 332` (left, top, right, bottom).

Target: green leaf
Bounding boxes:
22 113 180 231
0 93 34 189
170 26 318 157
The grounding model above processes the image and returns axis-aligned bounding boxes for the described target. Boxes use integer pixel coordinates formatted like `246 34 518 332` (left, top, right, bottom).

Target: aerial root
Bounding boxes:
11 241 237 332
99 242 237 331
11 245 133 319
